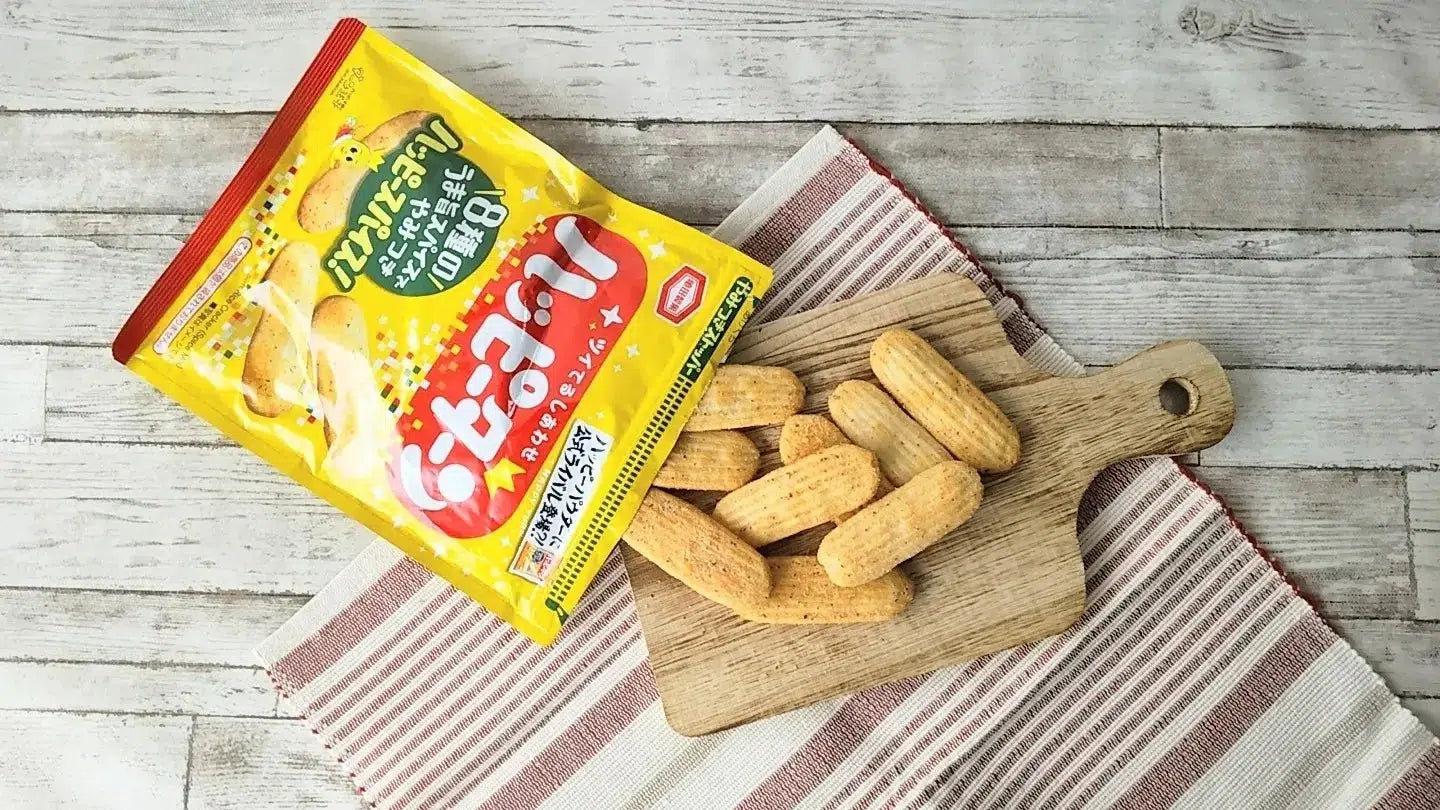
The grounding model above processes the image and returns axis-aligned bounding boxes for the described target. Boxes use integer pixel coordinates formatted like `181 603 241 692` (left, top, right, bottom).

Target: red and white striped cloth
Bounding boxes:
258 126 1440 809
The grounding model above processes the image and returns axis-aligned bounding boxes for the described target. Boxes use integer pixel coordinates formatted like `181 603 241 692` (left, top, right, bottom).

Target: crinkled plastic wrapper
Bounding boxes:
112 19 773 644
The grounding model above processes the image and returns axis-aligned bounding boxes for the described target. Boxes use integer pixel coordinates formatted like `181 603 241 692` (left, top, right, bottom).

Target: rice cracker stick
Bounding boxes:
735 556 913 624
684 365 804 432
778 413 889 523
653 431 760 491
241 241 320 417
623 489 770 608
297 110 432 233
778 414 848 465
311 295 385 474
829 379 952 486
712 444 881 547
818 461 982 587
870 329 1021 472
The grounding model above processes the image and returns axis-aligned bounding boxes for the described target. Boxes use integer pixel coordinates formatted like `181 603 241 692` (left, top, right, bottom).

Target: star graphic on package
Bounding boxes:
626 344 639 358
484 458 525 495
648 241 666 258
522 186 539 202
600 306 623 326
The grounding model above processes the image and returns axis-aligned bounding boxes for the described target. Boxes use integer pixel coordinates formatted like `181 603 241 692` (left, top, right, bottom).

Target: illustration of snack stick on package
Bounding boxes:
112 19 773 644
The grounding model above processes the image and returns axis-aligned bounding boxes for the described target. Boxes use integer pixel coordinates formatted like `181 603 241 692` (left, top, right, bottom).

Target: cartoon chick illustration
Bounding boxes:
329 118 385 170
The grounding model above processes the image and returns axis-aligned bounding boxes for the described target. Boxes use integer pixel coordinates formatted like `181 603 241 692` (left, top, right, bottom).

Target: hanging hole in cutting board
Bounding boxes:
1159 377 1197 416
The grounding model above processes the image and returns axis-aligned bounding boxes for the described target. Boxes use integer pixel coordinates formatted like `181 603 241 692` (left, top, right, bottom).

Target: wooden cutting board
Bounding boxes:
621 274 1235 736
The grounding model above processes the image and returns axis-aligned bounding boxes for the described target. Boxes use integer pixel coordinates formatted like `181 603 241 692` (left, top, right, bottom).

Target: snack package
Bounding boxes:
112 18 773 644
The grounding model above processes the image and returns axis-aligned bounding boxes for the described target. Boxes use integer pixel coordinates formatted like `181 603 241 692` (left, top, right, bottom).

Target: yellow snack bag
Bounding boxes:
112 18 772 644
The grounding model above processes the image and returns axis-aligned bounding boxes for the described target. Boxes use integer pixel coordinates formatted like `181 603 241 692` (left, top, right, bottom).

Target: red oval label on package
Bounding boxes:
390 214 646 538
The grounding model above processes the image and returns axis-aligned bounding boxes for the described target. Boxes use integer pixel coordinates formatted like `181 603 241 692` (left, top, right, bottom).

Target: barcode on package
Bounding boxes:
509 420 613 585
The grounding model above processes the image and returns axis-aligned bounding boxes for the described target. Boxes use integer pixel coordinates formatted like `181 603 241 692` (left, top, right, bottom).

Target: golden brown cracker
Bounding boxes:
734 556 913 624
241 241 321 417
623 488 771 608
685 365 805 432
818 460 982 587
653 430 760 491
778 414 848 466
829 379 952 486
870 329 1021 472
711 444 881 547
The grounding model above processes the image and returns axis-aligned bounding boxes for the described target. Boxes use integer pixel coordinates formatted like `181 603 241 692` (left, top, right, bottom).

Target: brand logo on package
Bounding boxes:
657 266 706 324
323 115 509 297
391 214 647 539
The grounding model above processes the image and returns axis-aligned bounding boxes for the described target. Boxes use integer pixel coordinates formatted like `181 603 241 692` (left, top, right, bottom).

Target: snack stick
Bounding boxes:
829 379 952 487
363 110 433 151
622 489 771 608
653 430 761 491
778 414 848 465
818 460 982 587
684 365 805 432
778 413 890 522
297 110 431 233
241 241 321 417
311 296 383 474
712 444 881 547
870 329 1021 472
734 556 913 624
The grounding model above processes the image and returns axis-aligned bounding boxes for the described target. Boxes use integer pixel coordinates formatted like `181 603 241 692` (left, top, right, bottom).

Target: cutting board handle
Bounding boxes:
1073 340 1236 470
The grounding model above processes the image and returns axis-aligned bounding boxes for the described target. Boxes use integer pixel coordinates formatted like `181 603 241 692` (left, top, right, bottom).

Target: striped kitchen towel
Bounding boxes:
257 126 1440 809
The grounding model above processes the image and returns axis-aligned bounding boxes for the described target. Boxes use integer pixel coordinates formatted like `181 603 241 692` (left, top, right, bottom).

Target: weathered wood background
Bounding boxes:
2 1 1437 806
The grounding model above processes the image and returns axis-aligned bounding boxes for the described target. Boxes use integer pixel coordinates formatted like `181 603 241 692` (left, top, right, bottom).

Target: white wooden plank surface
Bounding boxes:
1164 128 1440 229
0 442 371 593
6 1 1440 127
189 717 365 810
1 114 1161 227
0 661 275 716
0 233 186 345
0 212 195 237
0 345 47 442
961 227 1440 262
994 257 1440 368
1202 370 1440 469
45 346 221 443
1410 471 1440 621
0 710 189 810
1332 619 1440 697
1194 468 1411 618
0 589 307 665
